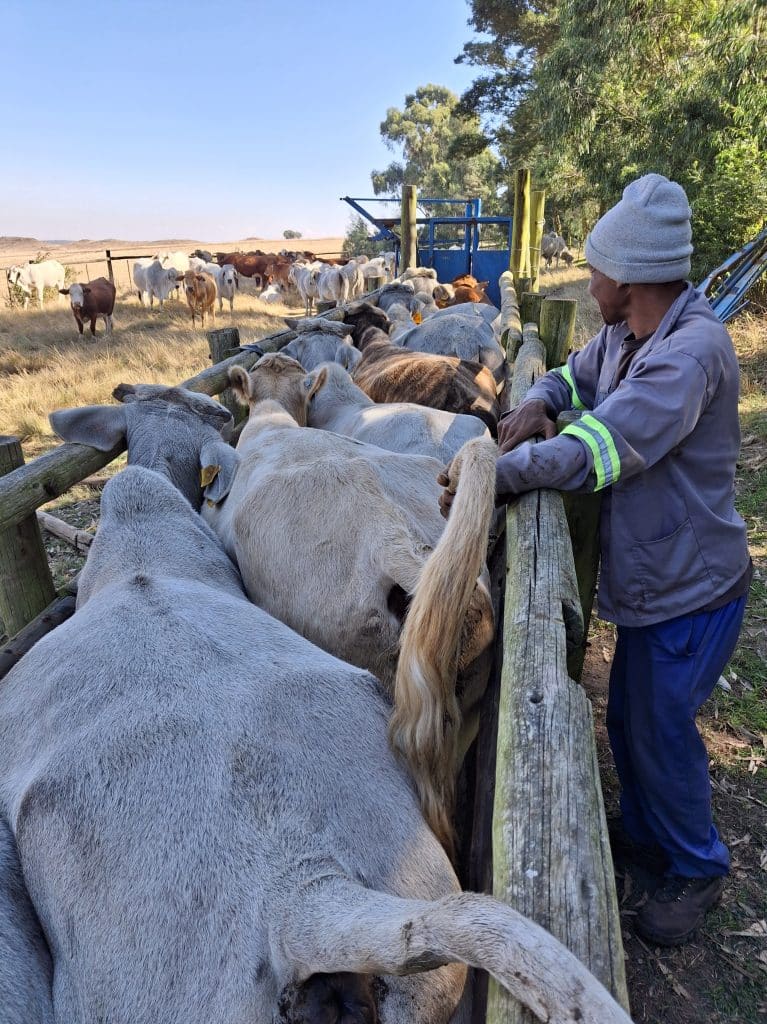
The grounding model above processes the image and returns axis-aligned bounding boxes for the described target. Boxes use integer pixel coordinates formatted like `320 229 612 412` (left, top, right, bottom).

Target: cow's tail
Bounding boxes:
389 436 496 857
281 880 632 1024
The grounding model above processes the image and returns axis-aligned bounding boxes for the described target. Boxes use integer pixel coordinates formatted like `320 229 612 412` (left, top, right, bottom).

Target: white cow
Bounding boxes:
306 361 490 463
258 282 284 304
157 250 190 274
133 259 183 307
7 260 66 309
203 353 497 853
0 381 631 1024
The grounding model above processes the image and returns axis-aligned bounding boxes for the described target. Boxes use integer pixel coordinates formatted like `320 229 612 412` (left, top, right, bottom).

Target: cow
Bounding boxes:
133 259 182 307
189 248 213 262
215 252 273 288
183 270 217 326
541 232 575 270
203 352 497 853
21 382 633 1024
390 303 506 380
280 317 361 370
7 260 66 309
58 277 116 336
305 361 490 463
288 261 322 316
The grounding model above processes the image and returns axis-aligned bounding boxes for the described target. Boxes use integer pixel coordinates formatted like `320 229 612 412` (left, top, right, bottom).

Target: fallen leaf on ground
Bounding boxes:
727 919 767 939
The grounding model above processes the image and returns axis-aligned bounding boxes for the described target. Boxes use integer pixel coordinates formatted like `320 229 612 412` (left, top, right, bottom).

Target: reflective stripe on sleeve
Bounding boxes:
554 363 586 410
561 414 621 490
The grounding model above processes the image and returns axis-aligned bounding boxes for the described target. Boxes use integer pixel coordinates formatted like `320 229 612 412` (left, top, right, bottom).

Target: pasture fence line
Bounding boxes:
0 271 627 1021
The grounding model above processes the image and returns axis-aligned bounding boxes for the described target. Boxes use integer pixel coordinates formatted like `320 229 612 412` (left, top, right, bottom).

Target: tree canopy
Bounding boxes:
371 84 502 210
457 0 766 275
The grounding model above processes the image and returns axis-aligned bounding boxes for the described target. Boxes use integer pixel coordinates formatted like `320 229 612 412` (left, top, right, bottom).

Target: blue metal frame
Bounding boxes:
340 195 513 305
699 226 767 323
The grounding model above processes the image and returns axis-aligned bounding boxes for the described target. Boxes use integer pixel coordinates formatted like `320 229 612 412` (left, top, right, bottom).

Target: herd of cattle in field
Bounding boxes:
0 253 630 1023
3 231 574 336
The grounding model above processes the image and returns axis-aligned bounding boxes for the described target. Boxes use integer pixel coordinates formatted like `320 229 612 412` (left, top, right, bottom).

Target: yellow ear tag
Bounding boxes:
411 311 422 324
200 464 220 487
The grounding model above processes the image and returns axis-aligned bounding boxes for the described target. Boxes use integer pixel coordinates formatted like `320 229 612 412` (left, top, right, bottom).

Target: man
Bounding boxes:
441 173 751 946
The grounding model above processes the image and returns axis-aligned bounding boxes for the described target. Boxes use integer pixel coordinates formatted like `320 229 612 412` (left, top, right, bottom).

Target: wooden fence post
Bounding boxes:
401 184 418 273
528 189 546 292
105 249 114 284
519 292 544 329
207 327 245 425
510 169 531 284
0 438 57 639
539 298 577 369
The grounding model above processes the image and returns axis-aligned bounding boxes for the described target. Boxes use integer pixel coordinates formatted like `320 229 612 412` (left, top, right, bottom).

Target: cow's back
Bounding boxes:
0 575 458 1022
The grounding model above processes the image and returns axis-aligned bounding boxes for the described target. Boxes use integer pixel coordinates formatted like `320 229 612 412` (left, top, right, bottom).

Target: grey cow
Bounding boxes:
306 361 490 462
0 384 632 1024
392 303 506 380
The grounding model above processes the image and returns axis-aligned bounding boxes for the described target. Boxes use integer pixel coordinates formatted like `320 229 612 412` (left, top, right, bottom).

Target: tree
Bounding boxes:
342 215 386 259
457 0 767 275
371 84 502 209
283 229 302 239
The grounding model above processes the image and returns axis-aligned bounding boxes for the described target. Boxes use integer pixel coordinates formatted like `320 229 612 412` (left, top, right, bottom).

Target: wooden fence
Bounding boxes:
0 273 630 1020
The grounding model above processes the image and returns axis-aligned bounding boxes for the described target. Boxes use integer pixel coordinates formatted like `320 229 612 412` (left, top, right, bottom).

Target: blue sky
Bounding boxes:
1 0 485 241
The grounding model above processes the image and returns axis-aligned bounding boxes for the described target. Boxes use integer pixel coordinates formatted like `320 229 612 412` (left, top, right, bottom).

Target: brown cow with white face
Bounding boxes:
183 271 217 327
59 277 116 336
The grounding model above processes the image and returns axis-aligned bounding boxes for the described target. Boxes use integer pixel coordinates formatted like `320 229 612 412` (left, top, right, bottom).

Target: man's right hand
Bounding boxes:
497 399 558 455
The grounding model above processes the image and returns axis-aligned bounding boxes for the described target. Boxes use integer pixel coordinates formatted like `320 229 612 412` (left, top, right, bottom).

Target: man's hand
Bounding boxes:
497 399 557 455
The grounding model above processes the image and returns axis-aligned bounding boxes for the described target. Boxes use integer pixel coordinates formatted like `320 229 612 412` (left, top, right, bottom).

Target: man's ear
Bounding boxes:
49 404 128 451
200 439 240 504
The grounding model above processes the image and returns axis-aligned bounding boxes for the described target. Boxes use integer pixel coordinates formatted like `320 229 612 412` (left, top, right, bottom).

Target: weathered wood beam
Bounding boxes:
528 190 546 293
539 298 577 369
0 440 125 535
498 271 522 362
0 595 76 682
488 326 629 1023
36 510 94 554
519 292 544 331
510 169 531 283
0 438 59 633
401 184 418 272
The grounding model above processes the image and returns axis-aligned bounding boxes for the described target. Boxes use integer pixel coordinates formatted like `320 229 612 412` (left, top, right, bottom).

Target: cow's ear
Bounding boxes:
58 288 70 295
49 404 127 451
228 366 252 406
304 366 328 401
200 439 240 505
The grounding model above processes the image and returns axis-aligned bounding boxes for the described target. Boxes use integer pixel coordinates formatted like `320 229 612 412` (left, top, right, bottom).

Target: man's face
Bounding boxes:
588 267 630 325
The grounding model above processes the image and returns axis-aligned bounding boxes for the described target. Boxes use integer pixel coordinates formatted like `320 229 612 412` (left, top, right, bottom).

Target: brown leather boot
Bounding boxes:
636 874 726 946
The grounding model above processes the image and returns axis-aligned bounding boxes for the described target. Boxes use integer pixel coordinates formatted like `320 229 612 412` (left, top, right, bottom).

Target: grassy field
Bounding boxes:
1 265 765 1021
0 284 299 456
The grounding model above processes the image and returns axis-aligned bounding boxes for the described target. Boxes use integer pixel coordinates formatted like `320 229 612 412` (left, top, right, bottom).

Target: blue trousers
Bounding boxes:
607 596 747 878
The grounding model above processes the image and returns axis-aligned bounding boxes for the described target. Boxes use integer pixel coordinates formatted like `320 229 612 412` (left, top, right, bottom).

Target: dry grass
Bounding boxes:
0 283 300 457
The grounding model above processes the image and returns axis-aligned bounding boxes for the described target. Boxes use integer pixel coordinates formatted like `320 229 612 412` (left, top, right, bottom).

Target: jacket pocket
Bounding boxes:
630 517 708 606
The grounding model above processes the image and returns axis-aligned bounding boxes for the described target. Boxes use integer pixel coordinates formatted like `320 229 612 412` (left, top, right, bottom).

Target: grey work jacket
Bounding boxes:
496 284 750 626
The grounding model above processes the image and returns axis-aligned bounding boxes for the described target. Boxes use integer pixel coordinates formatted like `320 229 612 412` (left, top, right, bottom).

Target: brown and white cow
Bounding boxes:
59 277 116 336
183 271 217 327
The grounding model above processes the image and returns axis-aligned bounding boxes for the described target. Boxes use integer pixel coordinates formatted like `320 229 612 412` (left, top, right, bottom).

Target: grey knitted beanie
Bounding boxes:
585 173 692 283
